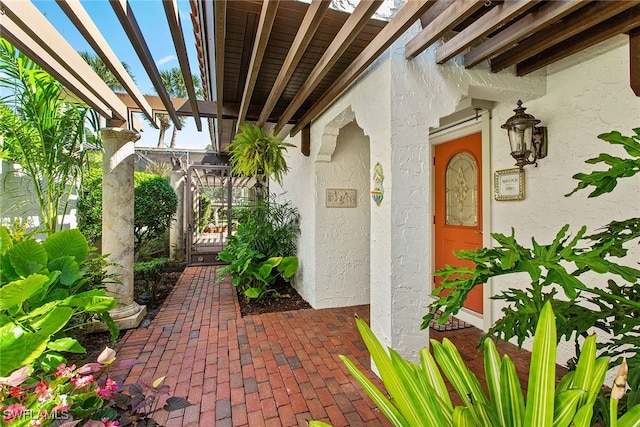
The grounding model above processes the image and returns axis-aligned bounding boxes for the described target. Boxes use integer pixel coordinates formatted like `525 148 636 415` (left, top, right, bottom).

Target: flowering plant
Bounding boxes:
0 347 132 426
0 347 191 426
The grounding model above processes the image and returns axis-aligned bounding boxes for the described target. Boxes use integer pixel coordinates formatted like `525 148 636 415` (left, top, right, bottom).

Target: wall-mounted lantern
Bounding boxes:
501 100 548 169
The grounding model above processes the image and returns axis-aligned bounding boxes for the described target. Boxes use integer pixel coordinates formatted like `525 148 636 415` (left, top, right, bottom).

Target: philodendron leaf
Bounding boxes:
0 274 49 309
524 301 556 427
0 323 50 376
42 229 88 265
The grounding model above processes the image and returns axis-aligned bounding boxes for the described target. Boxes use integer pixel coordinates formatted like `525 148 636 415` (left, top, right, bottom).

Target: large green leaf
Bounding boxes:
278 256 299 279
42 229 88 265
500 356 524 427
524 301 556 427
9 239 47 277
552 390 583 427
47 255 80 286
618 403 640 427
0 322 49 376
47 337 86 353
0 274 49 309
62 290 116 313
420 347 452 411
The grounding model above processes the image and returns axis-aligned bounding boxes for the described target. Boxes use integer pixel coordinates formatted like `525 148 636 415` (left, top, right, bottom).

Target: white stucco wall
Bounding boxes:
279 24 639 364
488 36 640 366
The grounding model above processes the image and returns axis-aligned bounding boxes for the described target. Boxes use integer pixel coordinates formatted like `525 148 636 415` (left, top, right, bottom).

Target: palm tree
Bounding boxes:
156 67 202 148
79 51 133 134
0 39 90 233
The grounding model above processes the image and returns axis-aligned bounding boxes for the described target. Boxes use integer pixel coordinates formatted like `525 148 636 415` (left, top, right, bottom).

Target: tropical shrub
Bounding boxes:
0 226 118 376
310 302 640 427
198 194 212 231
134 257 170 305
424 128 640 423
0 39 92 235
77 158 103 246
77 169 178 256
133 172 178 255
216 197 300 302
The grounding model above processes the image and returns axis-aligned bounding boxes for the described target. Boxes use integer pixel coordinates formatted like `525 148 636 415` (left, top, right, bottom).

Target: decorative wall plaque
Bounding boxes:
371 162 384 206
494 168 525 201
326 189 357 208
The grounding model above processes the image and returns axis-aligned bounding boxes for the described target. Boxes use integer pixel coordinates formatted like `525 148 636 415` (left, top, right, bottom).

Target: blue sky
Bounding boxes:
33 0 211 150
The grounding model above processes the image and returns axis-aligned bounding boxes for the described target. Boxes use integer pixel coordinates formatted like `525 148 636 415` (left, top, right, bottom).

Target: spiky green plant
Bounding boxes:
227 124 295 185
309 302 640 427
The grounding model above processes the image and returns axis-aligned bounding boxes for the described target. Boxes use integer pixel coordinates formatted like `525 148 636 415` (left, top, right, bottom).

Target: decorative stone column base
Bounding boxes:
109 302 147 330
85 302 147 333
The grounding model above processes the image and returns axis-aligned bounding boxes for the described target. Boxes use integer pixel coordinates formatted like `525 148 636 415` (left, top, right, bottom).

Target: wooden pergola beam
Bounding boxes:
214 0 227 152
256 0 332 127
56 0 158 128
274 0 384 134
237 0 280 127
290 0 437 137
406 0 485 60
436 0 539 64
163 0 202 131
1 0 129 122
1 18 114 121
516 6 640 76
110 0 182 130
632 28 640 97
490 1 639 73
464 0 588 69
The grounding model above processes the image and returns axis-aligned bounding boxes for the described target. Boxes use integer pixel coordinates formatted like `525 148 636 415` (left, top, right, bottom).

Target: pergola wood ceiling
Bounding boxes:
1 0 639 156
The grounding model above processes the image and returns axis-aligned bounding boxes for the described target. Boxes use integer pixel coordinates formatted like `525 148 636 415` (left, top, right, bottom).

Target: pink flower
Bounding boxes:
70 374 94 389
35 381 51 402
101 418 119 427
52 402 71 413
8 386 23 398
3 402 28 422
55 364 76 378
96 378 118 398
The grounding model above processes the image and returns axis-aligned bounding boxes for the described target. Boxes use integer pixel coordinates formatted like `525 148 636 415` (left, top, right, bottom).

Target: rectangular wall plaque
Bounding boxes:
326 189 357 208
494 168 525 201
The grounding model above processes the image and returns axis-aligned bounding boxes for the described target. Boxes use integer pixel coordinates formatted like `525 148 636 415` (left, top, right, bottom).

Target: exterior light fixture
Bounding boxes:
501 100 548 169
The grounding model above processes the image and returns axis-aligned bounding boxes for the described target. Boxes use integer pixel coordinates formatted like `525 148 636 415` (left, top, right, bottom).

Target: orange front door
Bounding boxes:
434 133 483 313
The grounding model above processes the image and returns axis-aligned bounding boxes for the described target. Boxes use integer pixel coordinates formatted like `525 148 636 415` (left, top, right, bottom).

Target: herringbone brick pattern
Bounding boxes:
113 266 535 426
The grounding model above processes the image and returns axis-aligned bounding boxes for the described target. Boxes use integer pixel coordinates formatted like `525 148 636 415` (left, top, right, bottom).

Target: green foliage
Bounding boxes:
314 302 639 427
216 198 300 302
198 194 213 231
134 258 169 304
0 227 118 376
566 128 640 198
133 172 178 254
79 168 178 256
227 124 296 185
425 128 640 424
77 162 103 246
0 39 92 234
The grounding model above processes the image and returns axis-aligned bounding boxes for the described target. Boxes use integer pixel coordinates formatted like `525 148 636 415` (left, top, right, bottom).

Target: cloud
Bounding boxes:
156 55 177 66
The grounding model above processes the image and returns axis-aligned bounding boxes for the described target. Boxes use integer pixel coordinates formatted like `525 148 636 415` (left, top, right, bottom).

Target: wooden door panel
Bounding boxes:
434 133 483 313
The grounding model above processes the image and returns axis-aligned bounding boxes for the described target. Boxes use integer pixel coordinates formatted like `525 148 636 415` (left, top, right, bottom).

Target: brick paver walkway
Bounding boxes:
113 266 535 426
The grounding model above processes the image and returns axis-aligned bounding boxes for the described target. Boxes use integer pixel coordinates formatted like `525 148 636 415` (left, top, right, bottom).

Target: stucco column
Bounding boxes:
169 170 185 262
101 128 147 329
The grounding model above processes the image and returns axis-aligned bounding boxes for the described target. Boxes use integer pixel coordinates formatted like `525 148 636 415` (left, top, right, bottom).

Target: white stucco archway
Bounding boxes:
312 106 371 308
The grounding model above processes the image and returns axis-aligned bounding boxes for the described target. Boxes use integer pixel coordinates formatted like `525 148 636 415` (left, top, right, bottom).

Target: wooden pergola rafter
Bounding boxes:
1 0 638 156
